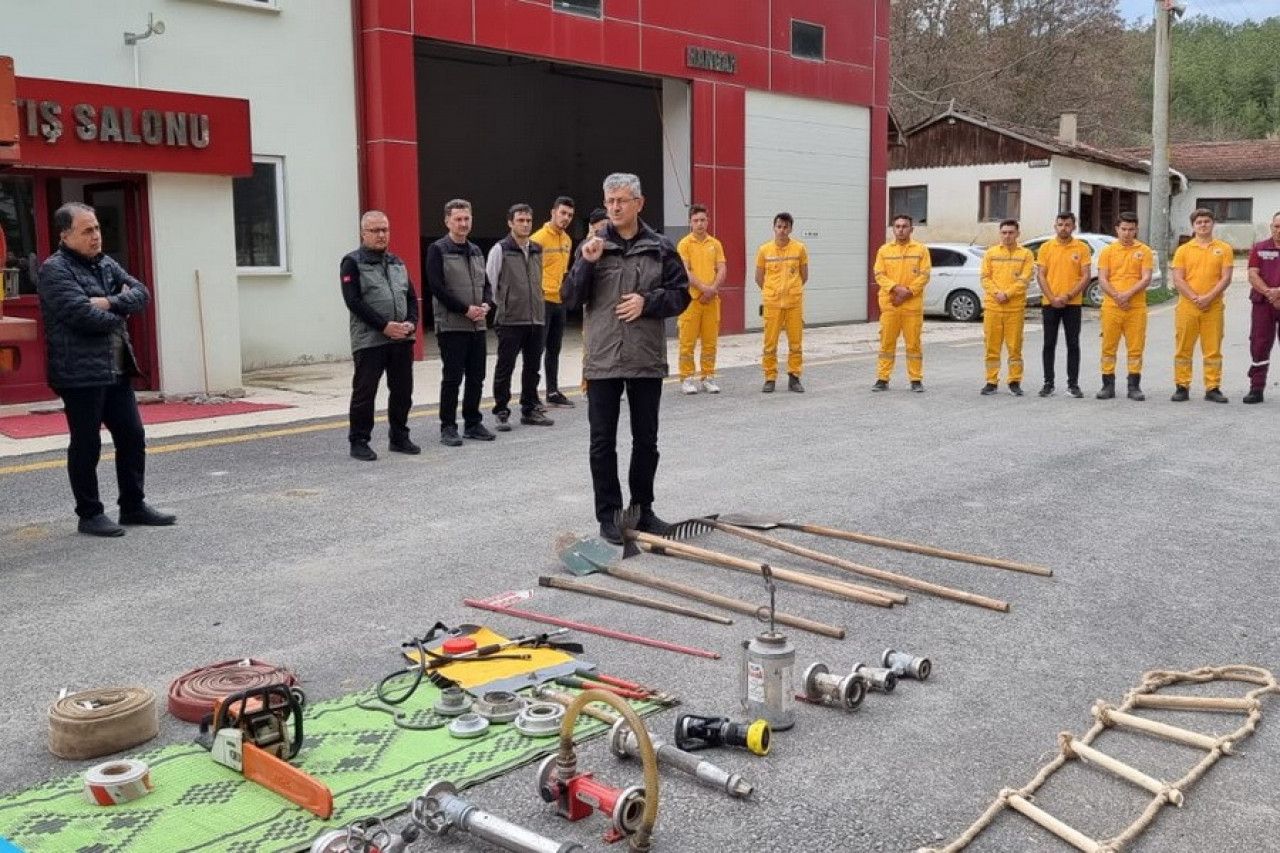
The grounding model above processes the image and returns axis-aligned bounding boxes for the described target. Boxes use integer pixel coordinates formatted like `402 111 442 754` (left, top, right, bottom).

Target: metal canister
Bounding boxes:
741 630 795 731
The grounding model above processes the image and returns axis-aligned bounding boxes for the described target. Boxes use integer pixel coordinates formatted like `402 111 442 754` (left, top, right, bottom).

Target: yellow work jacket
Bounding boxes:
677 233 726 299
981 243 1034 311
530 222 572 304
756 239 808 309
1172 239 1233 298
1036 238 1091 306
1097 241 1153 308
873 239 931 310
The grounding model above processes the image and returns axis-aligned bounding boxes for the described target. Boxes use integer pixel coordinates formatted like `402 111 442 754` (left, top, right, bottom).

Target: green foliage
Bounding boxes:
1168 18 1280 139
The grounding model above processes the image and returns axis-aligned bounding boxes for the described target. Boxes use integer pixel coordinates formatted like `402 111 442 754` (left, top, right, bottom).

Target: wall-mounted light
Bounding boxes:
124 13 166 46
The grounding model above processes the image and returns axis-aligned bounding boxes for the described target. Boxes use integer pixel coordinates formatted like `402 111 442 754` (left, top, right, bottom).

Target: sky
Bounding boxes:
1117 0 1280 24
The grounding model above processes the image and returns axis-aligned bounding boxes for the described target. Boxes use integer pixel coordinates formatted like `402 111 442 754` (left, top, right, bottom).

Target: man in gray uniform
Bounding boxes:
425 198 495 446
341 210 419 460
562 173 691 544
487 203 554 430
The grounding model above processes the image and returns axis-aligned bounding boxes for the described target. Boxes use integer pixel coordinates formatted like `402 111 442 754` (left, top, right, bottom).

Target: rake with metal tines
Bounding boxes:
665 514 1011 613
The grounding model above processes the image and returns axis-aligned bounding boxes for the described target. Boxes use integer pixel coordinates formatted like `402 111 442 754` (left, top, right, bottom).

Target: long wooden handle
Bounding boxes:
603 562 846 639
630 533 903 607
706 522 1010 613
538 575 734 625
789 521 1053 577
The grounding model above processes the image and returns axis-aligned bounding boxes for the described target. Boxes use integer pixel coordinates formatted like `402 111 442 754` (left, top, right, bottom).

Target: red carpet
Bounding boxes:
0 401 293 439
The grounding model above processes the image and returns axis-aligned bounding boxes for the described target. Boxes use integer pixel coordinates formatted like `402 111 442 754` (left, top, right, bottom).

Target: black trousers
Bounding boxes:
1041 305 1082 385
56 377 147 519
438 331 487 429
544 301 566 394
493 324 545 416
587 377 663 523
348 341 414 445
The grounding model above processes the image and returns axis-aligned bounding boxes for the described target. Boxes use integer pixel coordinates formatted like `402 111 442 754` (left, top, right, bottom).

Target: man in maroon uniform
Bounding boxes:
1244 212 1280 404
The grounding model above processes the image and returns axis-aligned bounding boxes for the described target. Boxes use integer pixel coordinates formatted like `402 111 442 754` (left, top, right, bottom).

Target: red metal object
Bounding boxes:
463 598 720 660
0 56 20 163
441 636 477 655
583 672 647 693
11 77 251 177
538 758 646 844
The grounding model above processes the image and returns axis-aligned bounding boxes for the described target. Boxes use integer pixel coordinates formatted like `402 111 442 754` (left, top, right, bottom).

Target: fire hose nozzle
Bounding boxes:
673 714 771 756
416 779 583 853
851 663 898 693
802 662 866 710
882 648 932 681
610 719 754 799
536 755 646 843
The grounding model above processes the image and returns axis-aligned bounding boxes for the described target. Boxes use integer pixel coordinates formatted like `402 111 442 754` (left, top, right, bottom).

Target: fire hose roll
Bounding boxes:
167 658 298 723
82 759 154 806
48 687 159 760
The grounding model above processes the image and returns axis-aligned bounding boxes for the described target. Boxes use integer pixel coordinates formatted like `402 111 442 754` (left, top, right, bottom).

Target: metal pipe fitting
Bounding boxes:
609 718 753 798
801 662 866 710
537 755 646 843
882 648 931 681
416 779 583 853
851 663 897 693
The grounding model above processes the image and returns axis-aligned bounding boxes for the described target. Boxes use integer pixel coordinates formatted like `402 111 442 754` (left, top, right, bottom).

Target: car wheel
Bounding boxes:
946 290 981 322
1085 279 1103 307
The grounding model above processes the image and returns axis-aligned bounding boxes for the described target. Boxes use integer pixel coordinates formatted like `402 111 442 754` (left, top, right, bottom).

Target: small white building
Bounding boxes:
1158 140 1280 251
1 0 359 404
888 107 1153 245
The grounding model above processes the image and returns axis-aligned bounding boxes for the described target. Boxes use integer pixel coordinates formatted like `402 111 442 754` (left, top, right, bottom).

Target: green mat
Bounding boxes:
0 682 661 853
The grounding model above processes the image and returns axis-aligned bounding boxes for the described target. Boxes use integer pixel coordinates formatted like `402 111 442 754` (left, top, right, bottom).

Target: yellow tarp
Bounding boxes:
402 626 579 691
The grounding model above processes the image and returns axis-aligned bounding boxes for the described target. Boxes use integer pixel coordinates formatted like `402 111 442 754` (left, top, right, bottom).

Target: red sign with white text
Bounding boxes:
12 76 251 176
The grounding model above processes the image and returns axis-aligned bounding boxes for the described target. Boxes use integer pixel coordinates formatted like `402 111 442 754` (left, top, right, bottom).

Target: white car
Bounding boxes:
923 234 1164 322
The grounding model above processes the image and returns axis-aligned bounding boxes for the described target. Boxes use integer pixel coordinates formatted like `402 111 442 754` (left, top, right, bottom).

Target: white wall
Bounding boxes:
5 0 360 385
1051 157 1151 240
1173 180 1280 251
745 91 870 328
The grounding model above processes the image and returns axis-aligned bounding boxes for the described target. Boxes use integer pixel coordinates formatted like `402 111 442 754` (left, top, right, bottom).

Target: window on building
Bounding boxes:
979 180 1021 222
0 176 39 296
233 156 287 272
791 20 825 60
553 0 602 18
1195 197 1253 223
1058 180 1072 215
889 185 928 225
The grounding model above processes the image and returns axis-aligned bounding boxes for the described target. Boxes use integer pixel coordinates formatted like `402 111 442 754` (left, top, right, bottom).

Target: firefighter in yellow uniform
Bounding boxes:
531 196 576 407
755 212 809 393
979 219 1034 395
1170 207 1234 403
1095 212 1153 401
1034 211 1091 397
676 204 727 395
871 214 931 392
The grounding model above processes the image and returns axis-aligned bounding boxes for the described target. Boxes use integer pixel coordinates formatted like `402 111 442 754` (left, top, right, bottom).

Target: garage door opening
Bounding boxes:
414 41 688 259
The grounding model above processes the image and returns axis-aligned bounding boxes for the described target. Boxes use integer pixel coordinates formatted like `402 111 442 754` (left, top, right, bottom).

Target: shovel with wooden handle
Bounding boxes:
716 512 1053 577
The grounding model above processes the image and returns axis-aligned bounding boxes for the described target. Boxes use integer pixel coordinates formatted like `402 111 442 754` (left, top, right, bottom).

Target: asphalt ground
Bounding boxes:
1 289 1277 853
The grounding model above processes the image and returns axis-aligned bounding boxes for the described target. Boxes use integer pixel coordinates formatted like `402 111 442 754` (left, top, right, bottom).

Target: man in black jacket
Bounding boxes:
37 202 175 537
562 173 691 544
341 210 419 460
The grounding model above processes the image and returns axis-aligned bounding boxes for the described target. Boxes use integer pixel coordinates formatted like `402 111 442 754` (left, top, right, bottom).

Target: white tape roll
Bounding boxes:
82 759 153 806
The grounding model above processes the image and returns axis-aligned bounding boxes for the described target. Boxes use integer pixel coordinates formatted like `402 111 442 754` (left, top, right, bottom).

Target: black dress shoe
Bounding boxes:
599 519 624 545
464 423 496 441
119 503 177 526
636 507 672 536
350 442 378 461
440 425 463 447
79 514 125 537
521 410 554 426
389 437 421 454
546 391 575 407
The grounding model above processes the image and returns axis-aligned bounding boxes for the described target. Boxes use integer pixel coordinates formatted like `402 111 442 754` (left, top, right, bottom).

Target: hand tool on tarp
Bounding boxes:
195 683 333 819
558 536 847 639
560 526 899 608
538 574 734 625
465 590 722 660
666 516 1012 613
715 512 1053 577
571 669 677 704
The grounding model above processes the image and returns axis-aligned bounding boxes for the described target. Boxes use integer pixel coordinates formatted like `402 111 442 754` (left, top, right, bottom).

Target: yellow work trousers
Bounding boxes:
762 305 803 380
678 298 720 380
1174 299 1224 389
1100 304 1147 376
877 306 923 382
983 310 1025 384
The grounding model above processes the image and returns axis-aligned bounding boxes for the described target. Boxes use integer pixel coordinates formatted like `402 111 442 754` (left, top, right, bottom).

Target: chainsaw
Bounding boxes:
196 683 333 819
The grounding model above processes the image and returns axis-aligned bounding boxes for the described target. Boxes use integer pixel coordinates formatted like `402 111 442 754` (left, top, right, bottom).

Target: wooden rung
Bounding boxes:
1060 735 1184 806
1092 703 1232 754
1006 794 1106 853
1131 694 1257 713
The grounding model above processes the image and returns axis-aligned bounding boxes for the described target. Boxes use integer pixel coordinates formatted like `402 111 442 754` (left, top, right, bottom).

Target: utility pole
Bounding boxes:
1149 1 1182 278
